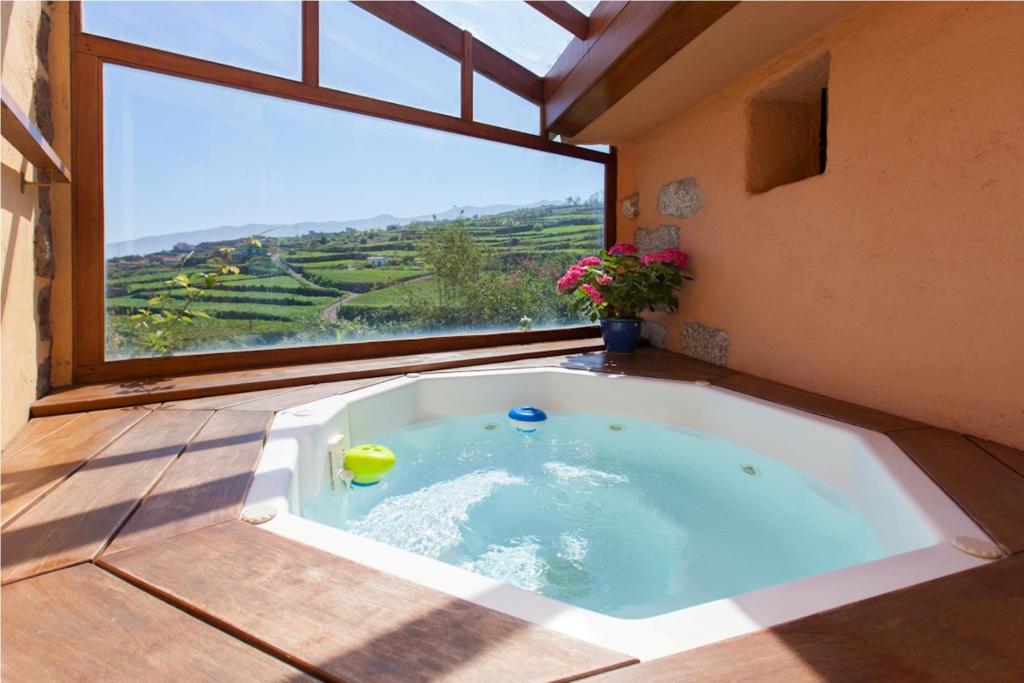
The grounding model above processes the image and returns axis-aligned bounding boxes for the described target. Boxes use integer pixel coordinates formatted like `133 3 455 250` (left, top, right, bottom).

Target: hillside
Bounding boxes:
105 200 604 357
105 200 565 257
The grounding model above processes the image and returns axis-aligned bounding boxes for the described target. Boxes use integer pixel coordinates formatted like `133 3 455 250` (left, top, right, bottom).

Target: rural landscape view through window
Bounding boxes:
102 66 605 359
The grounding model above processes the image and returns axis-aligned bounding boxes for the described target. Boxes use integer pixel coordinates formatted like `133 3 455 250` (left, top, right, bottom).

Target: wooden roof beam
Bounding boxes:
526 1 590 40
352 1 544 104
544 1 738 138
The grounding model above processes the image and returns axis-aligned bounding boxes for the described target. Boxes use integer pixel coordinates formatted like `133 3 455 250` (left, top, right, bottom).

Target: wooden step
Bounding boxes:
1 564 309 681
102 521 637 682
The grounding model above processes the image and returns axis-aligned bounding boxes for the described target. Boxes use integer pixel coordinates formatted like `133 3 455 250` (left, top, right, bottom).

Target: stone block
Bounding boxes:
681 321 729 366
657 177 703 219
620 193 640 220
641 320 667 348
634 224 680 256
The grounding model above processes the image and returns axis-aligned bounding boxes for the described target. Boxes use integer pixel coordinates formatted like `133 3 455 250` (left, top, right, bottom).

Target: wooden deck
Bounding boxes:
3 347 1024 681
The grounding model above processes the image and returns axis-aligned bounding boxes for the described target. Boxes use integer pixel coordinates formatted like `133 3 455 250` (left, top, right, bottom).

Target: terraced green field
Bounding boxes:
106 201 603 357
299 267 427 288
345 276 440 308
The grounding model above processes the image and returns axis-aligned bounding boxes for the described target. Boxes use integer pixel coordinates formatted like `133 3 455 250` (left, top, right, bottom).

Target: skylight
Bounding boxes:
82 0 301 79
419 0 576 75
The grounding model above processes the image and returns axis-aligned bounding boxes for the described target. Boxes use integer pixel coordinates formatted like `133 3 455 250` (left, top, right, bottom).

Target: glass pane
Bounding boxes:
103 65 605 359
419 1 574 75
83 1 301 79
563 138 611 154
474 73 538 134
320 1 460 115
568 1 600 16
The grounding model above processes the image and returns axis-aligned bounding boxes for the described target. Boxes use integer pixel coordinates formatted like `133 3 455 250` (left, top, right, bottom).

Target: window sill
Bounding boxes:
35 337 604 416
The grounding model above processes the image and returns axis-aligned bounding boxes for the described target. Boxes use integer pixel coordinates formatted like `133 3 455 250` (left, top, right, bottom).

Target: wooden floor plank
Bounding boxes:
104 410 274 555
889 428 1024 554
161 384 311 410
1 410 212 584
712 372 925 433
563 347 734 382
591 555 1024 682
32 338 605 416
102 522 636 683
968 435 1024 478
224 376 399 412
1 411 82 457
1 407 153 528
1 564 311 681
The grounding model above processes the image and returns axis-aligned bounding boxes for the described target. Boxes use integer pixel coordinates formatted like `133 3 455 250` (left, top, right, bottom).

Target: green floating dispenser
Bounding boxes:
343 443 396 487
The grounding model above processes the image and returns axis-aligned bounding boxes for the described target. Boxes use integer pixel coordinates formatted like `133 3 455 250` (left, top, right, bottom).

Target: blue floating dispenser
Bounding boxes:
508 406 547 433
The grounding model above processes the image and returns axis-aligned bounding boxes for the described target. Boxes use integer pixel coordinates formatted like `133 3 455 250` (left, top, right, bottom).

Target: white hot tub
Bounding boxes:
245 368 994 660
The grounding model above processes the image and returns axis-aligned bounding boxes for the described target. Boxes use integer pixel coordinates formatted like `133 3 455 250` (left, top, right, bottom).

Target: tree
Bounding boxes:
417 213 485 307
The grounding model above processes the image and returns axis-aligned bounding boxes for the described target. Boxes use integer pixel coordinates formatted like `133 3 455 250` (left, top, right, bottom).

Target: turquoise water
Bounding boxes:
302 412 889 618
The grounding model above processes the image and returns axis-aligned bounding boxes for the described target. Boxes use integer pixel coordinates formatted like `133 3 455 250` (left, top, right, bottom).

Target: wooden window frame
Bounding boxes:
70 1 615 384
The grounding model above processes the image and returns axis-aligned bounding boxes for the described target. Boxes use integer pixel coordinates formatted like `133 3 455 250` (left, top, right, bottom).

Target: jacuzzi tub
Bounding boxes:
245 367 994 660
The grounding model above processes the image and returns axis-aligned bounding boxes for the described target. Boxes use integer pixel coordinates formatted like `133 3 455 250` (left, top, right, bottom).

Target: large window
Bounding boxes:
103 66 605 359
75 1 613 375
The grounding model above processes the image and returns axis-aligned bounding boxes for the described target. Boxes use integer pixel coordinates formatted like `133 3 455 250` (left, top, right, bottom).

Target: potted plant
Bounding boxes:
556 243 692 353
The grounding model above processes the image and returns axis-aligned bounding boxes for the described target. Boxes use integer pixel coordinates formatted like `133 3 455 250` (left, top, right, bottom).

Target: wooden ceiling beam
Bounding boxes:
544 1 627 100
545 1 738 138
525 1 590 40
352 1 544 104
301 1 318 86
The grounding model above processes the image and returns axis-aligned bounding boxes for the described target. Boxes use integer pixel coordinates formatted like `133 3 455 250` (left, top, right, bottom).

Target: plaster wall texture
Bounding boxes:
616 2 1024 447
1 1 72 447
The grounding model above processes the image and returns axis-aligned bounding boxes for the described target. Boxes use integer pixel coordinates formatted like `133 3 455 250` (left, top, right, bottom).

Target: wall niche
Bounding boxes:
746 53 830 193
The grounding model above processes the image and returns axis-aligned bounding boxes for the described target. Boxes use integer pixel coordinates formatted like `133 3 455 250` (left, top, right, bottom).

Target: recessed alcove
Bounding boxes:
746 53 831 193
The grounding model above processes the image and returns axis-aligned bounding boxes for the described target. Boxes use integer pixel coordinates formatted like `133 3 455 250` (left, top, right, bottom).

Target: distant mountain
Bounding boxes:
106 201 565 257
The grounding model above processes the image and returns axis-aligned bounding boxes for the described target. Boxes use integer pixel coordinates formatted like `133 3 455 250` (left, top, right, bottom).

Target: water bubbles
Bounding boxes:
350 470 525 558
462 537 546 591
542 462 629 485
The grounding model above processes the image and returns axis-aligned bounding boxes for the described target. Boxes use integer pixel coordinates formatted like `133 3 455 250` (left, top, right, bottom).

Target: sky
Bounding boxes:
85 1 605 245
419 0 598 75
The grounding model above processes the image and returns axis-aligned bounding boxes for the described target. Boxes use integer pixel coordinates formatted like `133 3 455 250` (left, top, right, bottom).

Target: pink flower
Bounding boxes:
597 274 612 285
608 243 638 256
556 265 585 292
581 284 605 304
576 255 602 268
641 248 688 269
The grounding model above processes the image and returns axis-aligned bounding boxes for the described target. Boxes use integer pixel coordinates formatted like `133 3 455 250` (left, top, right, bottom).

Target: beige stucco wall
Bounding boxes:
1 1 72 447
617 3 1024 447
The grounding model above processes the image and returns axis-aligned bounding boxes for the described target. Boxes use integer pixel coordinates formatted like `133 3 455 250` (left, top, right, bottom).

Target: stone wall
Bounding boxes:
1 1 72 447
616 3 1024 448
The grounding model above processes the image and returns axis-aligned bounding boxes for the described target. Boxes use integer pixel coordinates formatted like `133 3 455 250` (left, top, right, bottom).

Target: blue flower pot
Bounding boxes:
599 318 642 353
